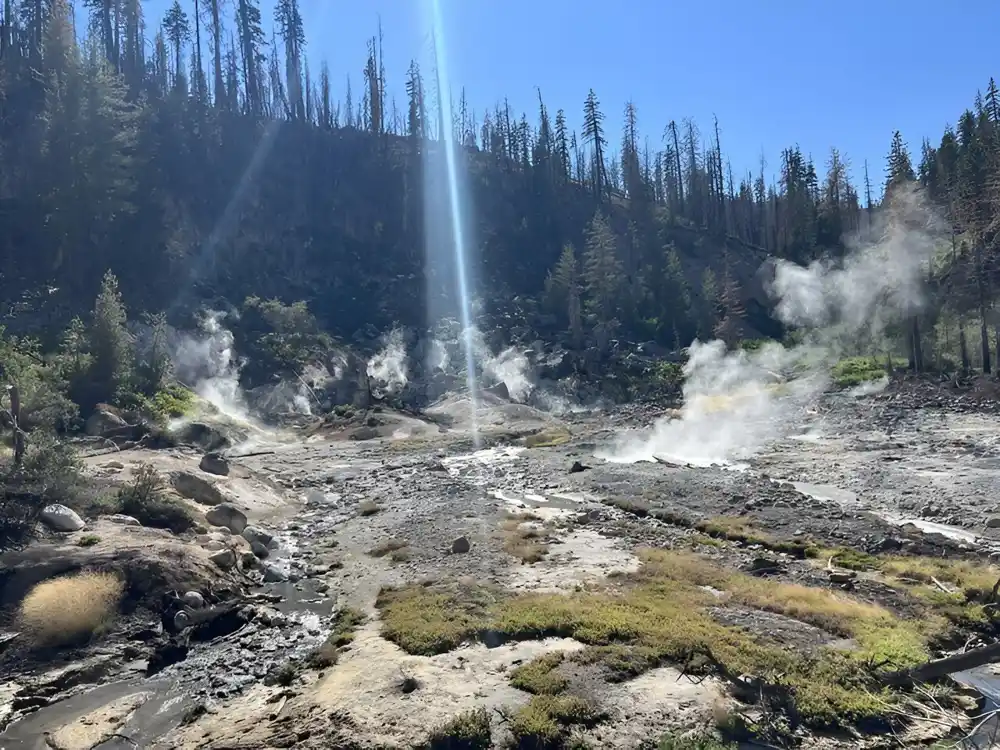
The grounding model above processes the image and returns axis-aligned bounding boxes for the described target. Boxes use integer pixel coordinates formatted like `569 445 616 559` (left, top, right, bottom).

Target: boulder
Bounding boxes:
199 452 230 477
242 525 275 549
483 381 510 401
171 472 226 506
40 504 85 532
182 591 205 609
208 548 236 570
451 536 471 554
250 541 270 559
105 514 141 526
263 565 288 583
170 421 242 452
204 503 247 535
84 409 127 438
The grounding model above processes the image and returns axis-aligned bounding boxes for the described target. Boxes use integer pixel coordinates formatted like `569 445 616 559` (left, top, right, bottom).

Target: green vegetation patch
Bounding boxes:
830 356 906 388
509 695 602 749
510 652 570 695
377 549 949 729
423 707 492 750
820 549 1000 627
694 516 819 558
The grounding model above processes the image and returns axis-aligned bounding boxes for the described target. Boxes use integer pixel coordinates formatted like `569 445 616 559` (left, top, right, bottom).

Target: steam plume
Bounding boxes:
602 187 940 466
172 310 250 423
367 328 409 397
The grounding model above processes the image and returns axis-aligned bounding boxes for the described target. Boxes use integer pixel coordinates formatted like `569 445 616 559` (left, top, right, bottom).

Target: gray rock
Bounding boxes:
203 540 227 552
451 536 471 554
204 503 247 534
199 452 231 477
349 426 379 441
483 381 510 401
828 570 857 584
251 541 270 559
240 551 260 569
987 517 1000 529
171 471 226 506
106 514 141 526
170 421 244 452
85 409 127 438
173 610 192 631
209 548 237 570
182 591 205 609
242 525 275 548
263 565 288 583
40 504 85 532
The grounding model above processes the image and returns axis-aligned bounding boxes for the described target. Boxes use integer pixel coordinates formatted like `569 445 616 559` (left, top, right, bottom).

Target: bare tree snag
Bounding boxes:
5 383 24 467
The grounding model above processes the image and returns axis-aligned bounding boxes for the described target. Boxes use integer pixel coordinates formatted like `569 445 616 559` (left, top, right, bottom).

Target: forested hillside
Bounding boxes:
2 0 1000 369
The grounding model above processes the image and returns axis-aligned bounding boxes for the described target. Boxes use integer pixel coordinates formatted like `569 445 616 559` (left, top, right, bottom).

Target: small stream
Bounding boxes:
0 490 353 749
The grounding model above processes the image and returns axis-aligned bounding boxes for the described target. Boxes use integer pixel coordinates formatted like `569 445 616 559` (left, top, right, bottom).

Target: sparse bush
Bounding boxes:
0 433 88 551
0 328 79 432
264 660 300 686
657 733 735 750
19 571 124 647
830 356 905 388
509 695 602 749
424 707 492 750
78 534 101 547
117 463 195 533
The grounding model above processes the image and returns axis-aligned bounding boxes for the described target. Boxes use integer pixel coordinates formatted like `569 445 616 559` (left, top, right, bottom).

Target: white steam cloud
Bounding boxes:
602 187 940 466
468 328 533 402
172 310 250 423
367 328 409 397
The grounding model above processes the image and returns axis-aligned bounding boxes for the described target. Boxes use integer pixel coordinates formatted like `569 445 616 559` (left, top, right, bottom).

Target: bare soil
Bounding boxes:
2 384 1000 749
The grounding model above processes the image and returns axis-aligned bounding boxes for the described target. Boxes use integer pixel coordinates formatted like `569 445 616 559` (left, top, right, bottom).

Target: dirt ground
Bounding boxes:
3 384 1000 749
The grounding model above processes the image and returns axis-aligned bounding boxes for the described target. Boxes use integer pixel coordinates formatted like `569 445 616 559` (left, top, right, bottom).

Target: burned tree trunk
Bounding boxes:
8 384 24 467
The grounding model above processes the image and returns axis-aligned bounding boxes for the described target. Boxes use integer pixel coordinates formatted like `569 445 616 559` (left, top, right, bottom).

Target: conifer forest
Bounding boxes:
1 0 1000 374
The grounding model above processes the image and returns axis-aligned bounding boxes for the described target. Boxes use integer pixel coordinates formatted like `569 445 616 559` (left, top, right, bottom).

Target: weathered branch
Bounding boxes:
883 641 1000 688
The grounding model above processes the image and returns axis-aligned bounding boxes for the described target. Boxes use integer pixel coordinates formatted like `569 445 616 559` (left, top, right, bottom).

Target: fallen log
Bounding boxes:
883 641 1000 687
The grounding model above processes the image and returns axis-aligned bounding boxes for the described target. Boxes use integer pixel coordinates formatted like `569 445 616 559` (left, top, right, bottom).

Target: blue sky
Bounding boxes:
107 0 1000 191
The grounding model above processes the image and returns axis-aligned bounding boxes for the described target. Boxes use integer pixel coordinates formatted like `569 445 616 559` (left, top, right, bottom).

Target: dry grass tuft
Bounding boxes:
695 516 819 558
20 571 124 647
500 515 550 564
522 426 572 448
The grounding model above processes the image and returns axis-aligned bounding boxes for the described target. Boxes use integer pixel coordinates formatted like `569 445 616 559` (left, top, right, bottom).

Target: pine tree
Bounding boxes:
163 1 190 87
85 271 135 408
544 244 584 348
583 89 607 200
582 213 623 339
